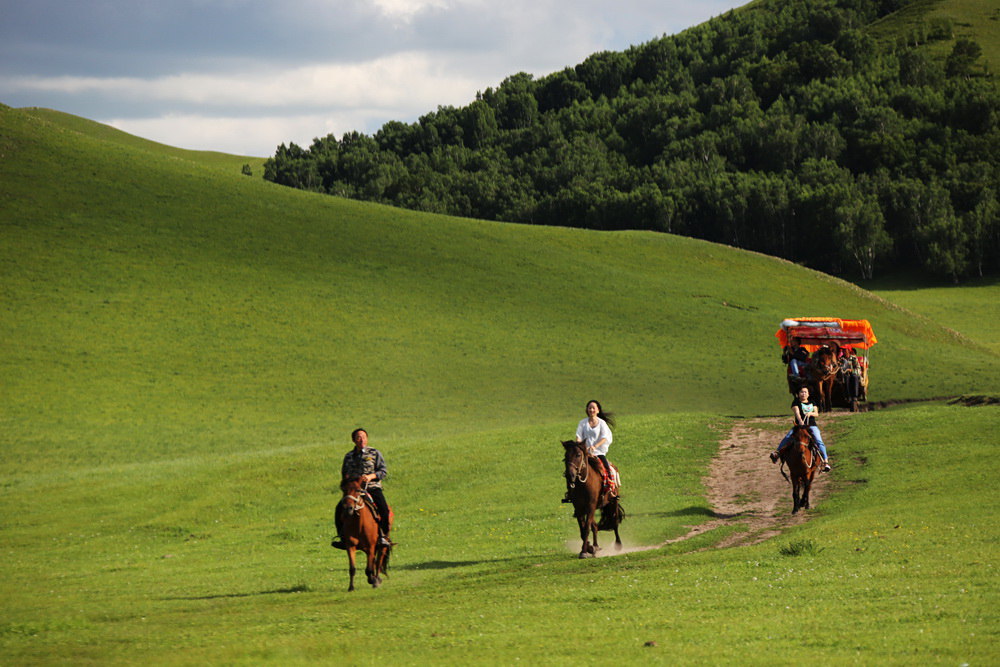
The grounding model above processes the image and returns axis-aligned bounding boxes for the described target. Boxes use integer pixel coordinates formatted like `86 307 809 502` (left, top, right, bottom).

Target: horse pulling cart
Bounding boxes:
776 318 878 412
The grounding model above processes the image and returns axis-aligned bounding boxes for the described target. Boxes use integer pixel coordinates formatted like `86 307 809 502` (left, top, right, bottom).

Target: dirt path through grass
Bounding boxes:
605 417 835 556
686 417 831 548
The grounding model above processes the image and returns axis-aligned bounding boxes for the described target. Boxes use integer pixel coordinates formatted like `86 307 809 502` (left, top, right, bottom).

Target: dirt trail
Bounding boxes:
675 417 830 548
596 417 833 556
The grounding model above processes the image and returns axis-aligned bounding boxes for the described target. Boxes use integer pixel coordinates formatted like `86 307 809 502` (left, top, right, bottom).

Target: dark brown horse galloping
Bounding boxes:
809 346 839 412
562 440 623 558
778 426 821 514
335 476 393 591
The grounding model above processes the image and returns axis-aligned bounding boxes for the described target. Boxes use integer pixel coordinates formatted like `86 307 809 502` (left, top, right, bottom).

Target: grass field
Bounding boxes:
869 0 1000 71
1 101 998 664
868 273 1000 356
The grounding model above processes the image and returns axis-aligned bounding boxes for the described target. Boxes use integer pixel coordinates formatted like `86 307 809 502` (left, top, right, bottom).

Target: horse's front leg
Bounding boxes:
365 548 380 588
590 511 600 553
347 547 357 592
577 514 593 558
802 478 812 510
791 480 801 514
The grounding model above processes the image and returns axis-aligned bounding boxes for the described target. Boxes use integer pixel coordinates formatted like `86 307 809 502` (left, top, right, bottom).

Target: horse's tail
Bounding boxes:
598 496 624 530
383 544 392 574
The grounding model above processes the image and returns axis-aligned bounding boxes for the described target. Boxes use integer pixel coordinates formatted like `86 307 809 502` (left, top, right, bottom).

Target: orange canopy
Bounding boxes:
775 317 877 351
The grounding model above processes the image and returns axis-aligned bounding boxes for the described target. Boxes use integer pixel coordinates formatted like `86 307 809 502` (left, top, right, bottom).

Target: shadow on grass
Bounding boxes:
629 506 743 520
394 557 520 571
165 584 310 601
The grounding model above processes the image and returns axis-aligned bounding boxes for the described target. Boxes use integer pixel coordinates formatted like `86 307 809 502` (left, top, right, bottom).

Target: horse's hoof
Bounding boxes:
615 542 623 551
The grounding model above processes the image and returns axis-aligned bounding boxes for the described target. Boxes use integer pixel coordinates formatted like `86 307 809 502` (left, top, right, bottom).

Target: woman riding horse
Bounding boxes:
770 386 831 472
563 400 615 503
562 440 623 558
777 425 821 513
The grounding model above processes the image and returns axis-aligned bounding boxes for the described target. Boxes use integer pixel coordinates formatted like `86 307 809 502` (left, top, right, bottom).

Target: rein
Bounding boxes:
812 355 837 378
779 429 819 483
567 447 591 485
342 483 369 516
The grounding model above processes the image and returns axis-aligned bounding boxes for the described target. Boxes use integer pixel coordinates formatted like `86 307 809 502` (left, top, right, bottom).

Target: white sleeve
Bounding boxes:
576 419 586 442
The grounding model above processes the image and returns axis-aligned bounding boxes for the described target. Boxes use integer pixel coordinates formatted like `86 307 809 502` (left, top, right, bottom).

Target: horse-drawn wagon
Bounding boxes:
776 318 877 411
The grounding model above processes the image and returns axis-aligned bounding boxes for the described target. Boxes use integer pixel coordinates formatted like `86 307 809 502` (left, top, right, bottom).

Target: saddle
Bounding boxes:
596 460 621 500
360 491 382 522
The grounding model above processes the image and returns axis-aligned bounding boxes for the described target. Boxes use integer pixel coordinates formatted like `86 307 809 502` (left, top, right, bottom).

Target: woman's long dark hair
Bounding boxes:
587 400 615 429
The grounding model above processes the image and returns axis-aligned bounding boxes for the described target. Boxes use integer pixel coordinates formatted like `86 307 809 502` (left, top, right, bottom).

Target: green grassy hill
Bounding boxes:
1 105 997 663
867 272 1000 355
870 0 1000 70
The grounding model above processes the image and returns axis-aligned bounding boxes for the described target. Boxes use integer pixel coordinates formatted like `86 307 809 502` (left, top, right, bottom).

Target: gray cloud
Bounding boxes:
1 0 746 155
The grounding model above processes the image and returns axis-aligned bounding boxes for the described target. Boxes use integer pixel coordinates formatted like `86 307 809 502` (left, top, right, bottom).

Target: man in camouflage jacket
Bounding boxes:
332 428 392 549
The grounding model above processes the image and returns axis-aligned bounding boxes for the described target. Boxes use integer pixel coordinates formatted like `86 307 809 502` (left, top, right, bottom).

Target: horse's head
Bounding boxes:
339 476 367 515
562 440 588 483
790 425 813 445
340 475 364 495
811 348 838 377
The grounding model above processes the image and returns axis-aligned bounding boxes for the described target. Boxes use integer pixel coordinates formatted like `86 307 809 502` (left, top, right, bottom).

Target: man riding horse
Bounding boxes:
332 428 392 549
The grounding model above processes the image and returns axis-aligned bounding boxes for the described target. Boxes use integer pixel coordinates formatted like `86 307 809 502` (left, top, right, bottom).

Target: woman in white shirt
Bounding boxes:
576 399 614 478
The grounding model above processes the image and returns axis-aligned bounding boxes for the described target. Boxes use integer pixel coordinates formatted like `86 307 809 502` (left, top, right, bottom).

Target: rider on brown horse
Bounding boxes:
563 400 617 503
332 428 392 549
769 386 831 472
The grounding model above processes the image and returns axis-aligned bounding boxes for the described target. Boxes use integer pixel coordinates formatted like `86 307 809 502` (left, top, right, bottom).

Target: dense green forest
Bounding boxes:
263 0 999 282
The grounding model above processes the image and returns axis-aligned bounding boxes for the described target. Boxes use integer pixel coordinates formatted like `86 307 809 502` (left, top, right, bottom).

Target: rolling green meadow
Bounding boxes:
2 104 998 664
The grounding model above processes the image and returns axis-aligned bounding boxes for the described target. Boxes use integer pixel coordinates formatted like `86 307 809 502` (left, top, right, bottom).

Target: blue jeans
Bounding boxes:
777 426 828 460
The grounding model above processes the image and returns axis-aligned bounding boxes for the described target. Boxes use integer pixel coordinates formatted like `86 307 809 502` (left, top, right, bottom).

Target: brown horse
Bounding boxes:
335 476 392 591
778 426 821 514
809 346 839 412
562 440 623 558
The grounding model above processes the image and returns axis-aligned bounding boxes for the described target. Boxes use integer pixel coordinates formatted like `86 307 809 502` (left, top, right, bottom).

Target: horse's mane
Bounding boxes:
562 440 602 471
813 347 836 361
791 425 822 453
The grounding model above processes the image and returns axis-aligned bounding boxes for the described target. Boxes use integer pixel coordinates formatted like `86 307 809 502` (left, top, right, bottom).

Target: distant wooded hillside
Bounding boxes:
264 0 999 282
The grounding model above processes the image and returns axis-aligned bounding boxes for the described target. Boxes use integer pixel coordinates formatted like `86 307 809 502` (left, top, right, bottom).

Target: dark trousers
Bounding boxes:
844 374 860 399
367 486 391 536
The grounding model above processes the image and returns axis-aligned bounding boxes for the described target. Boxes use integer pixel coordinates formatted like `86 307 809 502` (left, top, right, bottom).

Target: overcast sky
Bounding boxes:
1 0 746 157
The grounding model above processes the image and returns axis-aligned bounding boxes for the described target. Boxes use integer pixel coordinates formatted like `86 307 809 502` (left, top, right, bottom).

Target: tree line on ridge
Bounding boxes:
263 0 999 282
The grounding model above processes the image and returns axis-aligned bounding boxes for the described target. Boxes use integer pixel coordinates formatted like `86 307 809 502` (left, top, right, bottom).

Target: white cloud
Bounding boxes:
5 52 483 111
372 0 450 20
1 0 749 154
